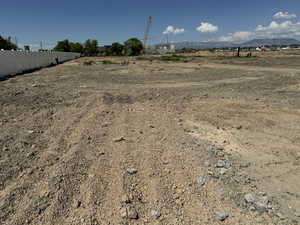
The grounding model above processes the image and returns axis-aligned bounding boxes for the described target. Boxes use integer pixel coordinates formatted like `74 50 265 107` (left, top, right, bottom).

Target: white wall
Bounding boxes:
0 51 80 78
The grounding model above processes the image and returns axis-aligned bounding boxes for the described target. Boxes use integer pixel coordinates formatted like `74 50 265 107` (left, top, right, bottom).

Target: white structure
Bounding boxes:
0 51 80 78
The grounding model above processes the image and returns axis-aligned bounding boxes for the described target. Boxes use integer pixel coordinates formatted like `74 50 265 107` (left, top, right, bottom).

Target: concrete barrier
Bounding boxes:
0 51 81 78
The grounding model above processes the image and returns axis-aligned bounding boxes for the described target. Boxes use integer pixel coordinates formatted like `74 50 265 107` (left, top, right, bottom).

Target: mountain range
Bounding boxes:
162 38 300 50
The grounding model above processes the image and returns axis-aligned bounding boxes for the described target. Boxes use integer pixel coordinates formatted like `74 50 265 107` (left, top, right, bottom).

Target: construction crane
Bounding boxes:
143 16 152 51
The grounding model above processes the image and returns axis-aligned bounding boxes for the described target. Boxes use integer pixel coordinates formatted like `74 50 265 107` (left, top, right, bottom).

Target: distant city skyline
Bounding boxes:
1 0 300 49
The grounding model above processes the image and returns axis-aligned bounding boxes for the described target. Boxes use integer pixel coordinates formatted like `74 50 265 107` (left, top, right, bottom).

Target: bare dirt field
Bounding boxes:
1 51 300 225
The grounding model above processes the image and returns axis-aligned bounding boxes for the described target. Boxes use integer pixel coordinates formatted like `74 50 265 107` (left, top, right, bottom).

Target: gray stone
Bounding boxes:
254 199 268 212
244 193 255 203
151 210 161 219
216 160 226 168
215 211 229 221
208 145 217 153
254 196 269 212
224 161 232 169
127 168 138 175
196 176 206 185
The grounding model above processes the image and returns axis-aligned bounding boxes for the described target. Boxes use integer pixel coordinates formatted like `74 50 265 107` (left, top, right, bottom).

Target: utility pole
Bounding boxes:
40 41 43 51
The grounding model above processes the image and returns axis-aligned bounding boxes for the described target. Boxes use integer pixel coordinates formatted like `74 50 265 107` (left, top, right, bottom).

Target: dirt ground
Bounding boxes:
1 51 300 225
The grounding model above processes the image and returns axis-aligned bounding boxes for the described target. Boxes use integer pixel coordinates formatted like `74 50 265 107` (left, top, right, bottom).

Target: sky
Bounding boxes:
1 0 300 49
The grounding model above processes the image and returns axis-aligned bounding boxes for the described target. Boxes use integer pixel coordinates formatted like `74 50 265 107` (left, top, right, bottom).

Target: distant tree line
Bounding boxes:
53 38 144 56
0 36 17 50
53 39 98 56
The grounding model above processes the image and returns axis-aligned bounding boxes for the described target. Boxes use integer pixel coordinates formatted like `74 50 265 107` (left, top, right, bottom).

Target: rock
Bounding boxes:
208 170 219 179
255 196 269 209
121 195 131 204
244 193 255 203
114 137 126 142
196 176 206 185
207 145 216 153
128 207 139 219
219 168 228 175
216 160 226 168
215 211 229 221
151 210 161 219
224 161 232 169
276 212 285 220
236 125 243 130
127 168 138 175
249 206 256 211
217 151 225 157
120 207 138 219
254 198 269 212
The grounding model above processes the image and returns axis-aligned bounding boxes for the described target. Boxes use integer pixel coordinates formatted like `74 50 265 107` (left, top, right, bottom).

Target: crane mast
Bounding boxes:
143 16 152 51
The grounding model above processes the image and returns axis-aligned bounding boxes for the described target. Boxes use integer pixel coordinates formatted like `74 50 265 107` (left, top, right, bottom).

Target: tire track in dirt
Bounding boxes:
0 95 100 225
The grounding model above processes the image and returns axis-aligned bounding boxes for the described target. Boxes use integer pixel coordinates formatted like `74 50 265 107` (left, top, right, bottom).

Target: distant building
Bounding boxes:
154 44 176 54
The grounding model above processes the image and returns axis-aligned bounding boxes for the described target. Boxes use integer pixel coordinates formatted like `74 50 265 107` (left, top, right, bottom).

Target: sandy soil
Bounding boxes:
1 53 300 225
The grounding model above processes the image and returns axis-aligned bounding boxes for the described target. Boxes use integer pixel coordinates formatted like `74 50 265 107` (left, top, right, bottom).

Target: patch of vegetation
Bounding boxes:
159 54 187 62
83 60 94 66
214 55 258 60
101 60 120 65
120 61 130 66
102 60 114 65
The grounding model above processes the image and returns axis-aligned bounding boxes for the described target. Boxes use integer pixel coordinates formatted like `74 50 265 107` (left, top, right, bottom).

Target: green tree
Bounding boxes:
124 38 143 56
0 36 17 50
70 42 84 53
110 42 124 56
84 39 98 56
53 39 71 52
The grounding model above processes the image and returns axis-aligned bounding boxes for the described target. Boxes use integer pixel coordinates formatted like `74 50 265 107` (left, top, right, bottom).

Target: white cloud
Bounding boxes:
218 20 300 42
196 22 219 33
218 31 254 42
273 12 297 19
163 26 185 35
